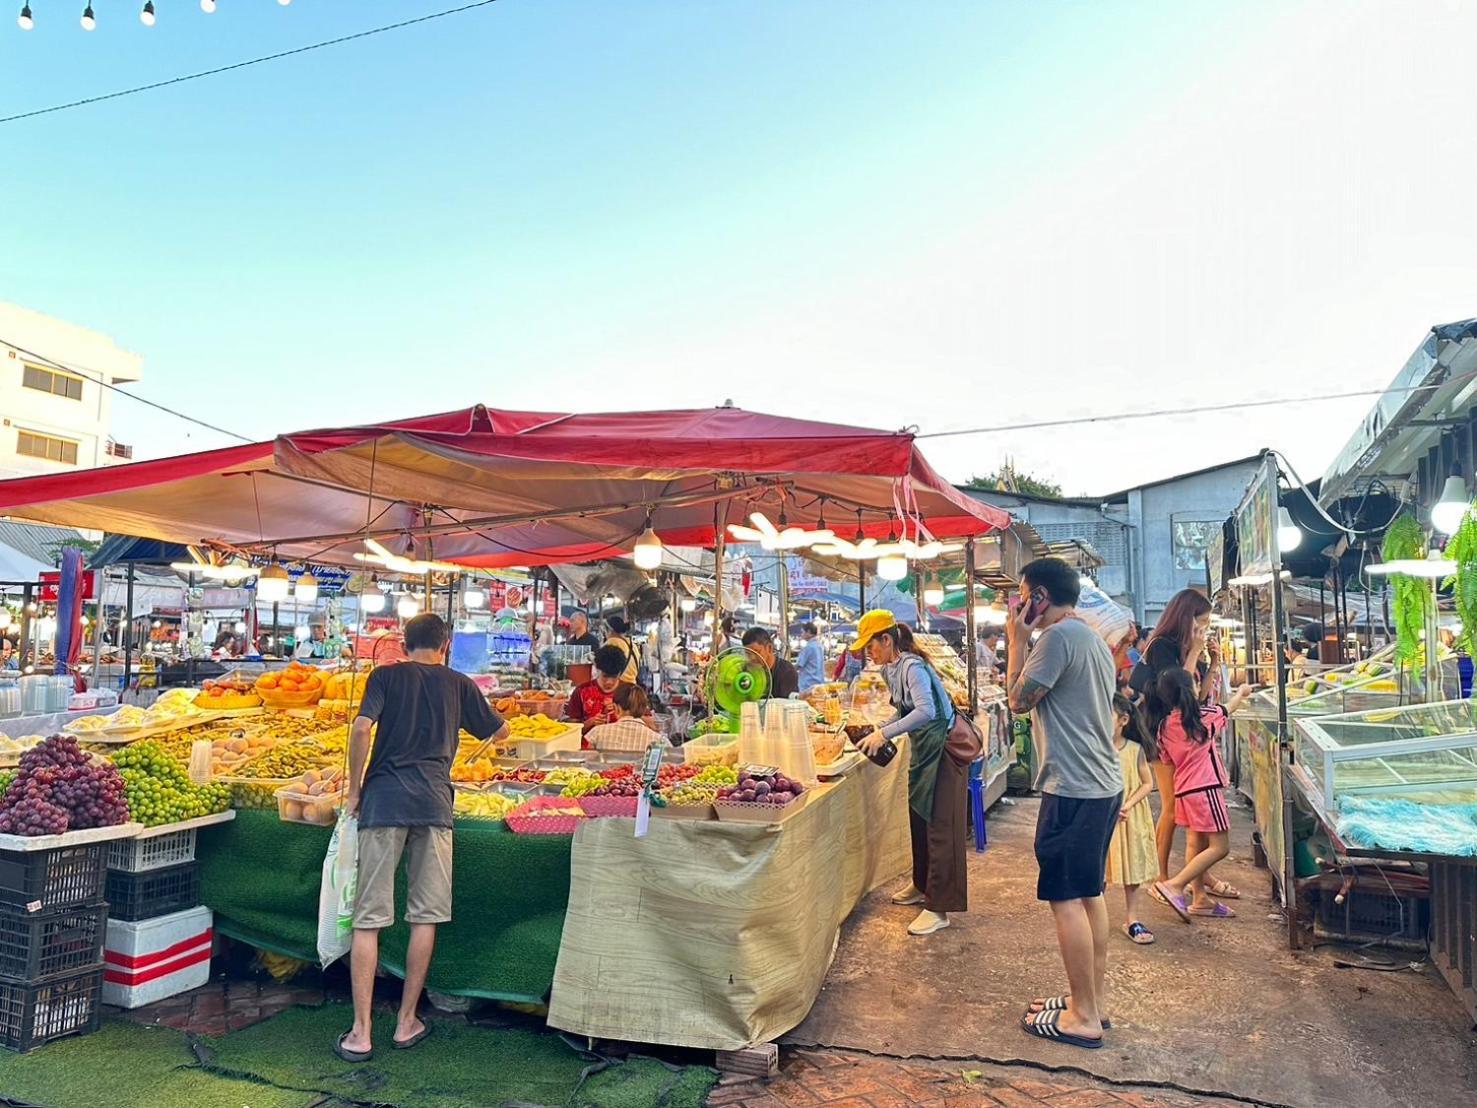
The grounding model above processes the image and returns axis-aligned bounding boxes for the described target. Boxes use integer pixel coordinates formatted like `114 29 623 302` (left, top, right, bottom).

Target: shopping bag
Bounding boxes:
317 810 359 968
1076 576 1134 648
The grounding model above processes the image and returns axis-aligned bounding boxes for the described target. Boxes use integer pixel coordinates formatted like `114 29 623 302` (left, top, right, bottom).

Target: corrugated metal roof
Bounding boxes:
0 520 85 569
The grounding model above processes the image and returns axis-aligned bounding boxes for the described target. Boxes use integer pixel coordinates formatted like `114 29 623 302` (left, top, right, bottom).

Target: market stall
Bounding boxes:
0 404 1006 1052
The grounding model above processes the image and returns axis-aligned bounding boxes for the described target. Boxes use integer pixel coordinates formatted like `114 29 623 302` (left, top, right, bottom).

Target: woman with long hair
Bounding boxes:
853 610 968 937
1130 589 1238 898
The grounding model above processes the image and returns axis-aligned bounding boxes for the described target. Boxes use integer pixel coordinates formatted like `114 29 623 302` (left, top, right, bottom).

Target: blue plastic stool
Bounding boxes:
966 756 987 852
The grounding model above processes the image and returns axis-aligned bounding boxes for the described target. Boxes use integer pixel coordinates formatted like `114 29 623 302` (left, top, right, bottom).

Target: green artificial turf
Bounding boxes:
197 809 574 1001
0 1003 716 1108
0 1021 312 1108
200 1002 715 1108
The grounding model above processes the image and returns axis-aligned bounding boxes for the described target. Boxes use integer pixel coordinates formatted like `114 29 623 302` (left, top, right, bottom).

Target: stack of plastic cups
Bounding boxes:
782 702 818 787
738 701 763 767
761 699 787 768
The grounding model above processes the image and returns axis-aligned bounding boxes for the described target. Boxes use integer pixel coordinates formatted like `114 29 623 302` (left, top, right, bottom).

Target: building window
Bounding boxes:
21 364 84 401
16 430 79 465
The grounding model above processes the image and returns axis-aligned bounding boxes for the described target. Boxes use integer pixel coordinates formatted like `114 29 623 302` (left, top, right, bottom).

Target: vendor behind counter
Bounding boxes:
564 644 630 735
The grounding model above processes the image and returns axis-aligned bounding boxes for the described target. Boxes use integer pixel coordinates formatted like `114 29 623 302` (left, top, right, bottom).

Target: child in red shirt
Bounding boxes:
564 645 631 741
1151 667 1253 922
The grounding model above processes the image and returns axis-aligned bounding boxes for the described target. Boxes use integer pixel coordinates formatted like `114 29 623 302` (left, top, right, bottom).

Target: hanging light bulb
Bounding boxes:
200 0 216 12
397 594 421 620
233 620 247 634
140 1 155 25
80 4 96 30
294 570 319 605
256 562 290 603
1431 470 1470 535
877 554 909 582
278 0 291 6
18 4 33 29
1276 507 1302 553
923 585 946 607
463 585 486 609
972 604 990 622
679 597 697 613
633 513 664 570
359 582 386 614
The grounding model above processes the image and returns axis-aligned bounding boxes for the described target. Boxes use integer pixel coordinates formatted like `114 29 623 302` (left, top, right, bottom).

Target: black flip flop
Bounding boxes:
334 1031 372 1063
1020 1009 1104 1049
1025 994 1112 1029
393 1023 433 1050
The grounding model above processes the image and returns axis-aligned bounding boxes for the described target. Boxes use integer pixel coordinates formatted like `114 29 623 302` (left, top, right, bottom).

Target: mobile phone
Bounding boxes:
1025 587 1050 624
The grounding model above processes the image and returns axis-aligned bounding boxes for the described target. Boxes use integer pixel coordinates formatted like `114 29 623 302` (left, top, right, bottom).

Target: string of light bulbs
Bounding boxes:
4 0 501 125
20 0 294 35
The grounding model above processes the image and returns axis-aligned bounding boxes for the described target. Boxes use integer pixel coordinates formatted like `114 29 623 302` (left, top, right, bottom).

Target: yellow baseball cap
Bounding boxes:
849 609 898 653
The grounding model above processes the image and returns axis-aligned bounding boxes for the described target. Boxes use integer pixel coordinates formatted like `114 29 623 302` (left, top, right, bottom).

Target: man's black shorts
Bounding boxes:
1034 791 1123 902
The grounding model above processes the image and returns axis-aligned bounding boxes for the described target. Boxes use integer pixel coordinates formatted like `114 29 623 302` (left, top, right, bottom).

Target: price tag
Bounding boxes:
741 764 778 778
635 741 665 839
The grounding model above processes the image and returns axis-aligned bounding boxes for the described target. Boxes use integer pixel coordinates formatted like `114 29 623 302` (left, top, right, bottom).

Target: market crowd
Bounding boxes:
330 562 1244 1060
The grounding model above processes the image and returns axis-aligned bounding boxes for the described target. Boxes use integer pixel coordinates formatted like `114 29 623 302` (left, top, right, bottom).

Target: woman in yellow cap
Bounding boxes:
851 610 967 936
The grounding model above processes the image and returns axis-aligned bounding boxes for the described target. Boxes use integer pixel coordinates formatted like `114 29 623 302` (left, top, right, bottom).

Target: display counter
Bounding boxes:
197 740 910 1045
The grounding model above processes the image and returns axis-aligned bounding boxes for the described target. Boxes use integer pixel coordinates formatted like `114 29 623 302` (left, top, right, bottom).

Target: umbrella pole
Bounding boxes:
91 571 105 689
965 538 978 716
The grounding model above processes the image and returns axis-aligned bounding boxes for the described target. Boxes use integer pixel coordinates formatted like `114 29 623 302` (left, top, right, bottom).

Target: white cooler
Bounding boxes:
102 906 214 1009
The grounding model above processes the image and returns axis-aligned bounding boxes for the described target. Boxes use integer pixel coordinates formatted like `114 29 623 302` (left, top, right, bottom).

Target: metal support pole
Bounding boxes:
778 555 791 656
913 568 925 630
123 564 135 691
965 538 979 717
17 584 32 672
446 573 457 626
91 570 105 688
712 501 726 645
858 563 867 612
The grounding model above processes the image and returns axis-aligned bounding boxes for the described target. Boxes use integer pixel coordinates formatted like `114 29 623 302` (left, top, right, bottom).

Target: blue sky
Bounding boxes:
2 1 1474 493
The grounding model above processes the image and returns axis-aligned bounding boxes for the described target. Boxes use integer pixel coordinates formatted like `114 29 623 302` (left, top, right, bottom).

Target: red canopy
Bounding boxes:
0 405 1007 569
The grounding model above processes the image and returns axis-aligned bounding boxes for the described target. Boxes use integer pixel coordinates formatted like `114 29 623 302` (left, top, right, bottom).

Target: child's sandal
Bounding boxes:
1123 921 1155 945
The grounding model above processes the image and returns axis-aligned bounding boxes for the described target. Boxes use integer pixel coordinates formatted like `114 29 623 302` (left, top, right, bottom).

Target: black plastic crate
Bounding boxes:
105 862 200 922
0 966 103 1052
1316 888 1429 943
0 845 107 913
0 903 107 983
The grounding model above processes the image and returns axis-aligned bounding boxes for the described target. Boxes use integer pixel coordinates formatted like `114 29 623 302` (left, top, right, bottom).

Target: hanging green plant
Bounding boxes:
1382 512 1428 666
1444 506 1477 654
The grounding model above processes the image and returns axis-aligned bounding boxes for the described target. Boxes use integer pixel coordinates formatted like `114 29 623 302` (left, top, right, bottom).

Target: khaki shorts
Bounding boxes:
352 825 453 929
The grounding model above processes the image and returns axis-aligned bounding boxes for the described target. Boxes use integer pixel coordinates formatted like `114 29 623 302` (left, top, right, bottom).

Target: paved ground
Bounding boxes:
709 1048 1244 1108
784 794 1477 1108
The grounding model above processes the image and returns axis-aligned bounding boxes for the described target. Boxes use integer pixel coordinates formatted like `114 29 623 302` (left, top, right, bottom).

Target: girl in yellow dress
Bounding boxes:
1106 692 1159 945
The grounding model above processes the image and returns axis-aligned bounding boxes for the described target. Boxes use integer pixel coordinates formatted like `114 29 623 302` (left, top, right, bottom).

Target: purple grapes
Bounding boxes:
0 735 130 836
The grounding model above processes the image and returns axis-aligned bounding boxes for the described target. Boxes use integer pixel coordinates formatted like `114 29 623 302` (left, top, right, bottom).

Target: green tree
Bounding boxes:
963 461 1062 499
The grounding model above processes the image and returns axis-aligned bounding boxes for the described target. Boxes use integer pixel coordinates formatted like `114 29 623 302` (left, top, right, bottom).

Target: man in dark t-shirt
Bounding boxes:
337 614 507 1063
741 627 798 699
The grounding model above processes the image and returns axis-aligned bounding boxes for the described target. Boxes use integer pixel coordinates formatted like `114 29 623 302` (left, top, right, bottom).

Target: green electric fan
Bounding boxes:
703 646 771 733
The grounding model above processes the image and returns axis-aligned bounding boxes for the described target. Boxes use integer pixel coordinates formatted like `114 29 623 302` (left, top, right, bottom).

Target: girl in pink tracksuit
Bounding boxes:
1150 667 1253 922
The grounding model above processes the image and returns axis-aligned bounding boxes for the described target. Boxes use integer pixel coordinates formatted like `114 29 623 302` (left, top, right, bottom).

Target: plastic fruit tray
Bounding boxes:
273 786 341 827
578 795 639 818
714 791 813 825
505 796 587 836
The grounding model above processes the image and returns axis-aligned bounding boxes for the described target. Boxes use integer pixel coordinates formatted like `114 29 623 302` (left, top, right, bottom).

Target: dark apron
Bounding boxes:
903 658 955 824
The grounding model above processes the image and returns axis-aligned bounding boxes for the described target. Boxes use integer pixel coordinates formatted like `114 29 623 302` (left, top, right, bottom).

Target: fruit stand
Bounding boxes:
0 404 1007 1051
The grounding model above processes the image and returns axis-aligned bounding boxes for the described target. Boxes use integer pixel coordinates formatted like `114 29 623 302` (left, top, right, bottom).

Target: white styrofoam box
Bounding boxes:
102 906 213 1009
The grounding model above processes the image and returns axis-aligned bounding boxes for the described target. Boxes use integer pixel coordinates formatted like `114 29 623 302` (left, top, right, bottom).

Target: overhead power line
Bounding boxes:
0 334 253 443
0 0 501 127
916 377 1475 440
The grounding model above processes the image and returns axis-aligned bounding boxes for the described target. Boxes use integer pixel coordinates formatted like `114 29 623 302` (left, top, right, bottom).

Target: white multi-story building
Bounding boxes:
0 301 142 480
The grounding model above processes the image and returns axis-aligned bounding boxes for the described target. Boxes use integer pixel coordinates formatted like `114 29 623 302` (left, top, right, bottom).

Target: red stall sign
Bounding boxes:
38 570 96 603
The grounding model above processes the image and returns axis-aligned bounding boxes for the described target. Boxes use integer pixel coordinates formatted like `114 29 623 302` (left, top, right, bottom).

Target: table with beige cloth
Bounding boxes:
548 738 911 1049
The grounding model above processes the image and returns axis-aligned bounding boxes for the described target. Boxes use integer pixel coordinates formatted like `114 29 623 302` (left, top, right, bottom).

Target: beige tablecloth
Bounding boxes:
548 742 910 1049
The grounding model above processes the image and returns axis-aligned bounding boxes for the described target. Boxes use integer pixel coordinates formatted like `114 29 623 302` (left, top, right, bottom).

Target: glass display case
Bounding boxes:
1293 699 1477 814
1239 657 1406 723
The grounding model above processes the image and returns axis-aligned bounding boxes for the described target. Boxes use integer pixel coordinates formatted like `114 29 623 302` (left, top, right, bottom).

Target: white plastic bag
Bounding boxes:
317 810 359 968
1076 577 1134 649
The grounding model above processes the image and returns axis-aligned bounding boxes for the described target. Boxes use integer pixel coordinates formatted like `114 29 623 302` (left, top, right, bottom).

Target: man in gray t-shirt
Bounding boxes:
1023 617 1120 798
1006 558 1123 1051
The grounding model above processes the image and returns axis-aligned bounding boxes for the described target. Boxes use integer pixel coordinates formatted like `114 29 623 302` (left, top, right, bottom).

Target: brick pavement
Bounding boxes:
707 1048 1240 1108
114 978 325 1036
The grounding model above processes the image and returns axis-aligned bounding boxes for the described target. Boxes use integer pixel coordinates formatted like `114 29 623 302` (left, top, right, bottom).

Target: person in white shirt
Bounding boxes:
976 633 1000 678
585 683 662 754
